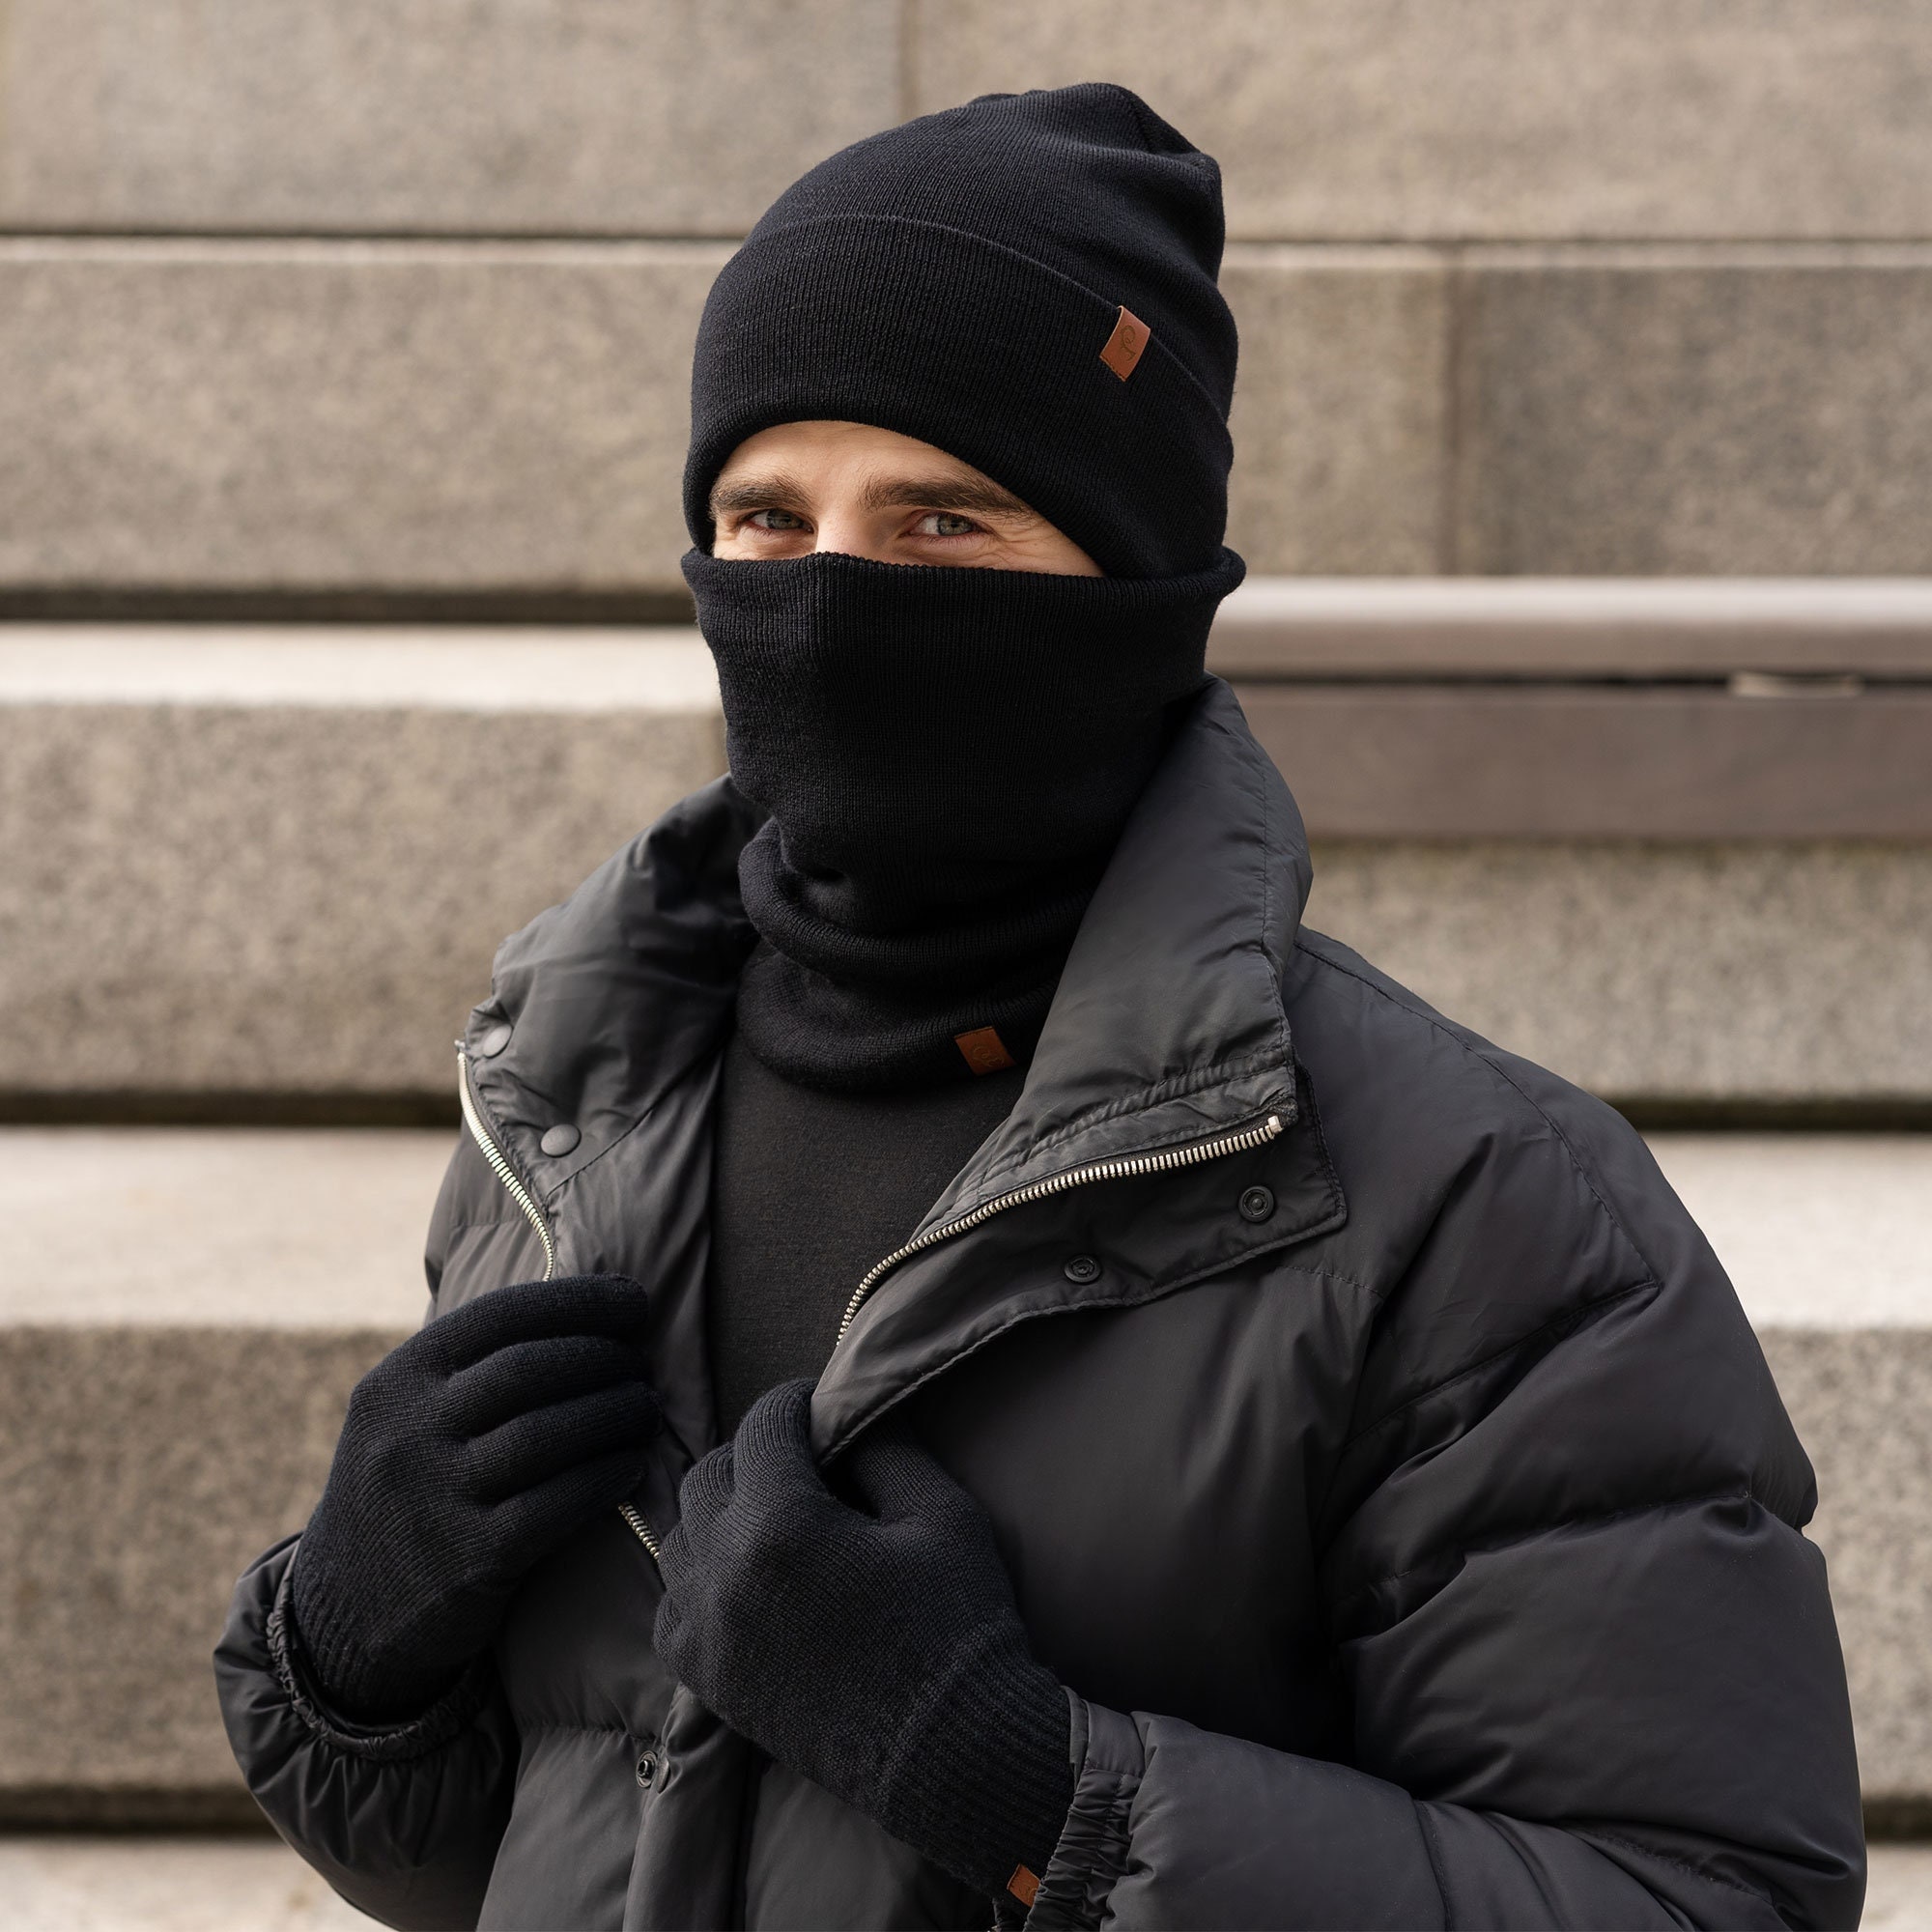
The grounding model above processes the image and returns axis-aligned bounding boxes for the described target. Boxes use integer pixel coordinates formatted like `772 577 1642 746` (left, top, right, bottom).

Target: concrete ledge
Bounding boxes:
0 1129 445 1329
7 625 1931 1104
2 1835 370 1931
0 630 724 1096
12 3 1932 245
0 0 900 237
0 240 729 595
1760 1326 1932 1808
11 243 1932 587
0 241 1451 585
1305 839 1932 1105
0 1129 1923 1822
1209 578 1932 680
0 240 1450 591
1449 249 1932 575
0 1324 405 1804
910 1 1932 244
1247 686 1932 838
0 1132 429 1814
1224 581 1932 838
0 626 720 711
1651 1133 1932 1804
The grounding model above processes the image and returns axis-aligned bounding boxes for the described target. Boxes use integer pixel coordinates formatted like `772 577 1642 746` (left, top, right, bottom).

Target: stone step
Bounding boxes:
914 2 1932 246
7 243 1932 593
0 628 724 1106
0 1127 1925 1824
6 1125 1919 1336
4 618 1928 1108
1210 577 1932 679
0 0 902 241
1222 580 1932 838
4 3 1929 244
0 1835 370 1932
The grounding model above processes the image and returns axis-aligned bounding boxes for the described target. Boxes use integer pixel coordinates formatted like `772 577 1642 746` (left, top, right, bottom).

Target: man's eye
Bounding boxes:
917 513 979 537
749 508 807 531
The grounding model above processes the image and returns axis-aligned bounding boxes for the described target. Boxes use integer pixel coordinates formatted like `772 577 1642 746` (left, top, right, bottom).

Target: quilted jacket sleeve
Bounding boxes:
213 1536 518 1932
1026 1094 1865 1931
212 1134 535 1931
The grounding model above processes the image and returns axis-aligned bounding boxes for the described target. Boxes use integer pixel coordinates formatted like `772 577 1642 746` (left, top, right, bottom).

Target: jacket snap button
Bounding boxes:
635 1748 658 1787
1238 1185 1276 1223
539 1122 581 1157
1063 1254 1101 1284
475 1022 513 1058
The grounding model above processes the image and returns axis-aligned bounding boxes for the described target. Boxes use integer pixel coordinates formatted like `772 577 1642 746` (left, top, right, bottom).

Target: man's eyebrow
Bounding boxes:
858 474 1032 517
708 469 1035 521
709 473 810 518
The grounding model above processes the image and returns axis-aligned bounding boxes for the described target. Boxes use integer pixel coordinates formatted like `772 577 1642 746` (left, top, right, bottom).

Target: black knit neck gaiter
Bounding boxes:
686 547 1243 1092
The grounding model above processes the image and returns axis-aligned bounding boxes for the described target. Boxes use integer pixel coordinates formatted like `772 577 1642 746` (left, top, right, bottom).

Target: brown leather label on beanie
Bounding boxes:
1099 305 1151 381
954 1026 1018 1075
1008 1864 1042 1908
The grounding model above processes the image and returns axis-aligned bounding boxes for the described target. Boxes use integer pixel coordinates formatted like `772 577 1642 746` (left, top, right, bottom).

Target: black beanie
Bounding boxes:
683 83 1237 579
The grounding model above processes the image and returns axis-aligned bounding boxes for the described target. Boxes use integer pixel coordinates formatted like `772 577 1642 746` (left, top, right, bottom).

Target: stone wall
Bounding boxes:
1 0 1926 1843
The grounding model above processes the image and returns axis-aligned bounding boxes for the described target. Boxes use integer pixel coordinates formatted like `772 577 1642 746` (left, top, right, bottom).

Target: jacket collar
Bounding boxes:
465 680 1333 1452
807 679 1339 1452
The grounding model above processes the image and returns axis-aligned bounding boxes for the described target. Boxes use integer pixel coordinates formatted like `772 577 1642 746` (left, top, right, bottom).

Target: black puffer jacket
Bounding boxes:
216 683 1863 1930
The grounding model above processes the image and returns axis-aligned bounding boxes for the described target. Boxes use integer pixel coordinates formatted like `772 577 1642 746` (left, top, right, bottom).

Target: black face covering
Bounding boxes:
685 546 1244 1091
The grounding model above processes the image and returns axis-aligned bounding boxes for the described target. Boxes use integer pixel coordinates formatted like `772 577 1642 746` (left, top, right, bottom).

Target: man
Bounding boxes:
216 85 1863 1930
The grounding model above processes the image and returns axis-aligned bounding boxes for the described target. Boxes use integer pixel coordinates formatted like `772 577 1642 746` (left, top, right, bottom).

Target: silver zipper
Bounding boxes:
457 1046 556 1281
617 1501 662 1563
835 1111 1286 1344
455 1048 662 1566
605 1120 1289 1575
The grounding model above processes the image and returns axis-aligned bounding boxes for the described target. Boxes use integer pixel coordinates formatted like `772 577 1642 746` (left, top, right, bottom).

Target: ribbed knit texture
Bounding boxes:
689 547 1241 1090
656 1381 1073 1898
290 1276 660 1720
683 84 1237 580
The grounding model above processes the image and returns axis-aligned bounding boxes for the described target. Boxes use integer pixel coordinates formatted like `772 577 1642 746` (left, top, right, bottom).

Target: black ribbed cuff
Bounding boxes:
270 1555 494 1764
886 1638 1074 1902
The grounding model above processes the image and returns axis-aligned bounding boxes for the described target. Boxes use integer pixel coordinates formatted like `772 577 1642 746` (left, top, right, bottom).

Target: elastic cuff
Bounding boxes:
1021 1692 1144 1931
268 1551 496 1764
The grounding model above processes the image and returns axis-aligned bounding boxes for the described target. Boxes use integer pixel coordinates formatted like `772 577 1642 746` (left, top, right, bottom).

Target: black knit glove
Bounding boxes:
289 1274 661 1720
655 1380 1072 1901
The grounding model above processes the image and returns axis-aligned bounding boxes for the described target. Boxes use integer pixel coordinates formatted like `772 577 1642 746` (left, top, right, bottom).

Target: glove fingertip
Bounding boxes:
729 1379 823 1492
677 1438 738 1521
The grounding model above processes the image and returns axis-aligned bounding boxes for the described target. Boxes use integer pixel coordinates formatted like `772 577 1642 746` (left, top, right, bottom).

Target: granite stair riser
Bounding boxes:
0 1130 1923 1820
8 3 1932 242
4 643 1929 1103
9 246 1932 591
1 697 724 1097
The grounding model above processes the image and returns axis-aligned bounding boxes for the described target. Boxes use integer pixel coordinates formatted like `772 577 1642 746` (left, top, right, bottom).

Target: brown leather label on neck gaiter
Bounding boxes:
954 1026 1018 1075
